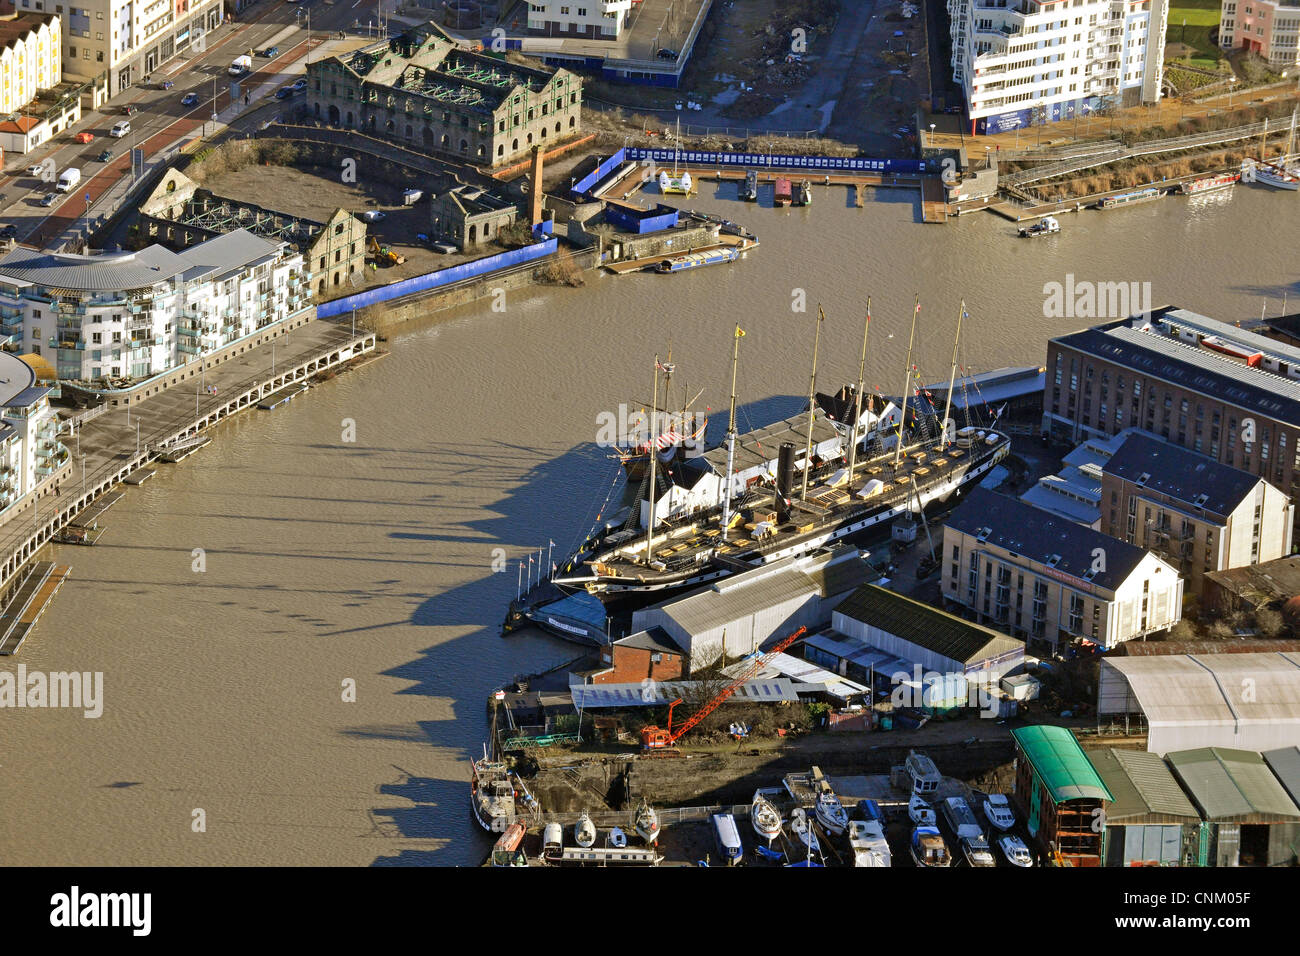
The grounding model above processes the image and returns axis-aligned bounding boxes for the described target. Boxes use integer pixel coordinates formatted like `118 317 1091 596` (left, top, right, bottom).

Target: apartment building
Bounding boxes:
0 229 312 386
526 0 635 39
32 0 223 96
1221 0 1300 68
306 21 582 167
1100 431 1294 594
1044 306 1300 517
944 486 1183 650
947 0 1169 134
0 7 60 113
0 350 66 516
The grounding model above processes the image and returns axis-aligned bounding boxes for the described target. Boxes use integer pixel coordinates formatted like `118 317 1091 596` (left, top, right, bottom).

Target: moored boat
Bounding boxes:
983 793 1016 831
962 834 997 867
910 825 952 867
1098 187 1163 209
656 247 740 273
574 810 597 848
490 822 529 867
999 833 1034 867
848 819 892 867
1018 216 1059 237
795 180 813 206
470 752 518 833
741 169 758 201
814 789 849 836
790 807 820 856
1253 162 1300 190
659 169 693 195
634 798 661 846
774 178 792 206
751 791 783 844
1179 172 1239 196
542 821 564 862
908 793 937 826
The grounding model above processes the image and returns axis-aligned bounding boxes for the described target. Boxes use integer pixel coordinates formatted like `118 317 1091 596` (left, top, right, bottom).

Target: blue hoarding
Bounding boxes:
626 147 928 175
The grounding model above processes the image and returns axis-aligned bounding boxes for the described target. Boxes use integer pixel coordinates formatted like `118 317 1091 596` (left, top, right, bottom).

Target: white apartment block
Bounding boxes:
16 0 223 96
948 0 1169 133
526 0 634 40
0 229 312 387
0 351 67 516
1221 0 1300 69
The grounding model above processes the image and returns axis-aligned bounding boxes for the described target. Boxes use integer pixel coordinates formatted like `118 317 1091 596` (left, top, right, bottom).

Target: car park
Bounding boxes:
182 92 199 107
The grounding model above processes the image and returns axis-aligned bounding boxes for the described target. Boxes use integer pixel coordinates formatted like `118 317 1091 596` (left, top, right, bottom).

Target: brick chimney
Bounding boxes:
529 145 544 226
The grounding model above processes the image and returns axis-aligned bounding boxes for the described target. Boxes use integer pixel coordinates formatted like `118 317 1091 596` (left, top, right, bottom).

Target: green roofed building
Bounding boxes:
1087 747 1201 867
1166 748 1300 866
1011 725 1113 866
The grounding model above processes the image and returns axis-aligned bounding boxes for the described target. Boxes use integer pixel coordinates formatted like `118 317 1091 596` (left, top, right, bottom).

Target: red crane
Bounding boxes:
640 626 807 750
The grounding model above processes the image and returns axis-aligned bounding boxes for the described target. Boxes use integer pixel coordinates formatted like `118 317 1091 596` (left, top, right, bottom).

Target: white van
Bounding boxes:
110 120 130 138
228 54 252 77
56 168 81 192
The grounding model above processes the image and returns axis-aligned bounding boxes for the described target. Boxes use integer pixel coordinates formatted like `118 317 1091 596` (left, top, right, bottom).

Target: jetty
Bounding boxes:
603 235 758 275
0 561 71 655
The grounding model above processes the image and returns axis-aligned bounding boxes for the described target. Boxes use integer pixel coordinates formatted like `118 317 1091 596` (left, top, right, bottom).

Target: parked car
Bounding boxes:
0 224 17 239
361 210 385 222
110 120 131 137
75 131 95 144
26 163 44 177
160 80 174 90
275 87 294 100
181 92 200 107
260 46 280 58
39 192 58 207
291 78 308 91
96 148 114 163
121 104 138 116
657 47 678 59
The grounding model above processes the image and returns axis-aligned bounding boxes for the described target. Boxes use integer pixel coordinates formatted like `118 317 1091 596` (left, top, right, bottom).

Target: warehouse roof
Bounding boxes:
1205 555 1300 610
1087 747 1200 824
1096 653 1300 734
1011 725 1114 803
614 627 682 656
1166 748 1300 823
1103 431 1262 519
948 486 1153 592
1263 746 1300 809
835 583 1022 666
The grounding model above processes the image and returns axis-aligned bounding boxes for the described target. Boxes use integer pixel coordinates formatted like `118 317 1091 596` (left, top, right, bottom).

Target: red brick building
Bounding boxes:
590 628 684 685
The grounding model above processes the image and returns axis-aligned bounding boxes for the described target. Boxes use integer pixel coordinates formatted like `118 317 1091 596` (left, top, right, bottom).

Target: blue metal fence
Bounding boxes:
571 147 627 197
316 239 559 318
626 147 930 175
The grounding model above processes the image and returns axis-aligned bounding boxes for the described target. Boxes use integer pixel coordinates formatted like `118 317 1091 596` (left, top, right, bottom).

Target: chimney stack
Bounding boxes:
529 145 544 226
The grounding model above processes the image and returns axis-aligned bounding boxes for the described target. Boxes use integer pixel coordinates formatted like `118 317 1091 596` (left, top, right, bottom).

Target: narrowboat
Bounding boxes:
774 178 793 206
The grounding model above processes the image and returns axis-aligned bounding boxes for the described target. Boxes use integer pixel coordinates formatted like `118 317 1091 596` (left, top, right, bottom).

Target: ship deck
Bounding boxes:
593 434 1005 580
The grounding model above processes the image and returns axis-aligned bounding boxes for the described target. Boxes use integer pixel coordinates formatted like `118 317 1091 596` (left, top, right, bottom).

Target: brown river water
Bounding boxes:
1 181 1294 865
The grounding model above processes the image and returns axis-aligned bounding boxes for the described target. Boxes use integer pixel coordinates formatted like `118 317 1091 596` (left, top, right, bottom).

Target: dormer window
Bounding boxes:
1046 554 1062 568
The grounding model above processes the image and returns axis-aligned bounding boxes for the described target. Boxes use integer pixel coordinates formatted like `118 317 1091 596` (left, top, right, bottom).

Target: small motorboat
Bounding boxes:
999 834 1034 868
542 822 563 862
962 834 997 867
608 827 628 849
795 179 813 206
983 793 1016 832
814 790 849 836
1018 215 1059 237
790 808 820 855
847 819 892 867
574 810 596 849
910 825 952 867
740 169 758 201
633 798 660 846
908 793 936 826
751 791 782 844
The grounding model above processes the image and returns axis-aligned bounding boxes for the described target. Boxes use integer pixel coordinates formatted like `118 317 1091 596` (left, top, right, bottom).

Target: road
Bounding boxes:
0 0 390 249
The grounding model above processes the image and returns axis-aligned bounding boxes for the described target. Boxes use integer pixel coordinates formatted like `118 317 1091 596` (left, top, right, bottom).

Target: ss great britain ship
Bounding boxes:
507 300 1010 641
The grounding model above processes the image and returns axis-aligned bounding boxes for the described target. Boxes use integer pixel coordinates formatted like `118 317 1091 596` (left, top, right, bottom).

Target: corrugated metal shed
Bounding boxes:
1097 652 1300 753
836 584 1022 666
571 678 800 709
1011 725 1114 803
1166 748 1300 823
802 631 913 679
656 566 819 637
1087 748 1200 824
743 651 869 702
1262 746 1300 809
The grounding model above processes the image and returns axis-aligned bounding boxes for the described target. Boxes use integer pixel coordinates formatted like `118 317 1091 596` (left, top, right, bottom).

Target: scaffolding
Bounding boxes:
440 52 544 92
395 66 493 112
173 196 320 249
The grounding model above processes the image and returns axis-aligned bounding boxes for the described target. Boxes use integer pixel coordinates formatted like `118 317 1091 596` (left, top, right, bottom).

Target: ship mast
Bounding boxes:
939 300 966 450
846 297 871 484
894 295 920 467
645 355 660 562
801 306 826 500
721 325 744 542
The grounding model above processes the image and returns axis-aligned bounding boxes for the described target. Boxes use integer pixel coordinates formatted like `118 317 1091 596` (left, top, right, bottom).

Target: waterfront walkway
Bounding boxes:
0 319 376 597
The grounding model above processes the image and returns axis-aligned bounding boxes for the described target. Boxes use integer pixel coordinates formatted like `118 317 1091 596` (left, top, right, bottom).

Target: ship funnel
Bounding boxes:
775 441 796 522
